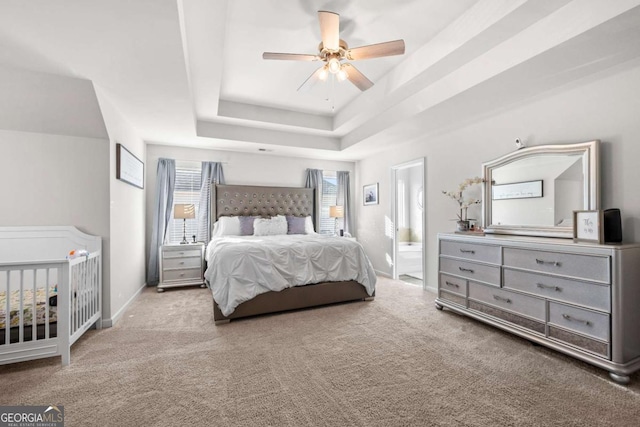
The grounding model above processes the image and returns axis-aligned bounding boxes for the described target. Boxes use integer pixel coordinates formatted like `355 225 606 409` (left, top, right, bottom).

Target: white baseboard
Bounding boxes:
424 284 438 294
102 282 146 328
375 270 392 278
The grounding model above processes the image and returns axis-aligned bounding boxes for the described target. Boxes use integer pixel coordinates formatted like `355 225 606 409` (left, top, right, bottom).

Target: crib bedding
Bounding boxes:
205 234 376 316
0 286 58 330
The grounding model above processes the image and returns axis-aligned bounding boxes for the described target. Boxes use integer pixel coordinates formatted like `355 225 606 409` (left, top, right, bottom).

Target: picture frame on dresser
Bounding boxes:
573 210 604 243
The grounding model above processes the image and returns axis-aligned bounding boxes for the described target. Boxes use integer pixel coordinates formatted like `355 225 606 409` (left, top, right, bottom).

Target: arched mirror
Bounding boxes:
482 140 600 238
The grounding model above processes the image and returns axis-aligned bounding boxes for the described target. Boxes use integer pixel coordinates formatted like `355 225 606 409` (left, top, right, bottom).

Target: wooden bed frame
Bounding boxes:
209 184 373 324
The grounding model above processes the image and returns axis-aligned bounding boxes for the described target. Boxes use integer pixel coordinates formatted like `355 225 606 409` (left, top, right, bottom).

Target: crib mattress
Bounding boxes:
0 287 58 329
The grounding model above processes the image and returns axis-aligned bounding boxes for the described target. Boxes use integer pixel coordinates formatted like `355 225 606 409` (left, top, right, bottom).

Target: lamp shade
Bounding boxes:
329 205 344 218
174 204 195 219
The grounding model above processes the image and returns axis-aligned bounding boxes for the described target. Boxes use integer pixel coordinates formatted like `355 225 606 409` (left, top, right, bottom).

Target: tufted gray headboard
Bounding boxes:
210 184 316 232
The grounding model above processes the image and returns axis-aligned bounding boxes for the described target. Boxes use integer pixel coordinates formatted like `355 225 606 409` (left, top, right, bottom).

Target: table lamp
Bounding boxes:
174 204 195 244
329 205 344 236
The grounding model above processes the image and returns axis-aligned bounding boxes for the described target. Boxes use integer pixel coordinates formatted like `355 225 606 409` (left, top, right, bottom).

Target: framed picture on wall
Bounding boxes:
116 143 144 189
573 210 604 243
363 183 379 205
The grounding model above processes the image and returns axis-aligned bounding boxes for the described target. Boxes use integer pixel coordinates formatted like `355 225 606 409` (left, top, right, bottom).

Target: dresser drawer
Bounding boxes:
469 281 545 321
163 248 202 259
503 268 610 312
439 273 467 297
503 248 610 283
548 302 609 342
440 258 500 285
162 268 202 282
440 240 501 264
163 256 202 270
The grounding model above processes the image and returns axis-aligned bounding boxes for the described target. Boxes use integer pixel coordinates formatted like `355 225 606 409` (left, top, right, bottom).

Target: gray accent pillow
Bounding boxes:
239 216 258 236
286 215 307 234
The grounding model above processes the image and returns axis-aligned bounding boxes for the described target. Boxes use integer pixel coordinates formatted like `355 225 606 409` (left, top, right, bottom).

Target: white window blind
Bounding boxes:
166 162 201 244
320 171 338 235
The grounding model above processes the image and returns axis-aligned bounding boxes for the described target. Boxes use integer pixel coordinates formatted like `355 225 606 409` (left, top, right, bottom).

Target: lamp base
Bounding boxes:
181 219 188 244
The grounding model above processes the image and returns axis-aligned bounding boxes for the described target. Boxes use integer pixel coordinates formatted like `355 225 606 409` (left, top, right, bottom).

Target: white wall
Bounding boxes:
0 65 112 318
356 62 640 289
96 91 147 327
0 65 108 139
0 129 110 262
145 144 356 267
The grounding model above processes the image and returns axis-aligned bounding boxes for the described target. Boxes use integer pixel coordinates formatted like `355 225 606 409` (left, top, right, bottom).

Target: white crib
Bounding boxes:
0 226 101 365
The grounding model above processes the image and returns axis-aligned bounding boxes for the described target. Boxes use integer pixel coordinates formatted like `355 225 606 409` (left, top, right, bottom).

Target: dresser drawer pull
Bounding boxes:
444 281 460 288
493 295 511 304
562 314 591 326
536 283 561 292
179 273 185 277
535 258 561 267
459 249 475 254
179 261 185 265
458 267 474 273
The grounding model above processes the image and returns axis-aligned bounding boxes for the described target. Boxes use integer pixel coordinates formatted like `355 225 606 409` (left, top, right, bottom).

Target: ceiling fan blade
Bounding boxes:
346 39 405 61
263 52 319 61
297 66 327 92
342 63 373 91
318 10 340 51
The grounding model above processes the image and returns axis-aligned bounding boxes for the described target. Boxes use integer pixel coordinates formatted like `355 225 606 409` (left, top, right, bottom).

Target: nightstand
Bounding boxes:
158 243 205 292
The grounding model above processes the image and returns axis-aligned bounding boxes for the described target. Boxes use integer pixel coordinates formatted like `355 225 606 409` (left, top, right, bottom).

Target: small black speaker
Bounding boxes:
603 208 622 243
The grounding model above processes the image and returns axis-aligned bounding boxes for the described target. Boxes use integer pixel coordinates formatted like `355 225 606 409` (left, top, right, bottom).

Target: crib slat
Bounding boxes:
4 271 9 346
45 269 50 340
18 270 24 344
32 269 37 342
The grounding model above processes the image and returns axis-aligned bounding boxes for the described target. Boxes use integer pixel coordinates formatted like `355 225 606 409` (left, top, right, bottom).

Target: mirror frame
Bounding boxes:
482 140 600 238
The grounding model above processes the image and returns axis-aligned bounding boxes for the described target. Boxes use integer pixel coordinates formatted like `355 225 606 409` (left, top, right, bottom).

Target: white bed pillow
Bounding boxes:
212 216 241 237
305 216 316 234
254 215 288 236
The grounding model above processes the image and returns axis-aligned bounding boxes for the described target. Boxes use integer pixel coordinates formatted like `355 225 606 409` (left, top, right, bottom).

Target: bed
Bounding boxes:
0 226 101 365
205 184 376 323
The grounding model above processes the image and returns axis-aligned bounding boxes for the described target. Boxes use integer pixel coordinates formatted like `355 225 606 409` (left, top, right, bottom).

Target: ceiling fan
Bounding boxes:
262 10 405 92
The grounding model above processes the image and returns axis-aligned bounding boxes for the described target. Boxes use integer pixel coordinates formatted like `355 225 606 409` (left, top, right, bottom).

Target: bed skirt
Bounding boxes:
212 280 373 323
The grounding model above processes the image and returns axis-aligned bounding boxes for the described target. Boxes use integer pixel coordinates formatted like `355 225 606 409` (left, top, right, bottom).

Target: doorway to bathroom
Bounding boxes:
391 158 425 289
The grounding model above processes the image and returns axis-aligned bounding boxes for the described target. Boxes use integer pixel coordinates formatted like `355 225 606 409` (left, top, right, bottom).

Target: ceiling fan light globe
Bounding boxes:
328 57 341 74
318 67 329 81
337 68 348 81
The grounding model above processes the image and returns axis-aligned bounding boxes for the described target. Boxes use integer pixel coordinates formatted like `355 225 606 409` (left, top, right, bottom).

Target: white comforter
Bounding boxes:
204 234 376 316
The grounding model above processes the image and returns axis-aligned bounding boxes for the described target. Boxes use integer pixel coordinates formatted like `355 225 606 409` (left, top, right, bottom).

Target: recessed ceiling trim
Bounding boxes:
197 120 340 151
218 100 333 132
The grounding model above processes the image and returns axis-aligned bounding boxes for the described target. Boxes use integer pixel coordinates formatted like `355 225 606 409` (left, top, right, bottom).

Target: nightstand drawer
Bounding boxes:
163 256 201 269
162 268 202 282
163 248 201 259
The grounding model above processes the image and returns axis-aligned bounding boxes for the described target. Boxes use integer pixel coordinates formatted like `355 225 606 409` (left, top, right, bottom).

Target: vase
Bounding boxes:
456 220 470 232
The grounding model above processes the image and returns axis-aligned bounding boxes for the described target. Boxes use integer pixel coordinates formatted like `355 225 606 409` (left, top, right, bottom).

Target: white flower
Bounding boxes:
442 177 484 221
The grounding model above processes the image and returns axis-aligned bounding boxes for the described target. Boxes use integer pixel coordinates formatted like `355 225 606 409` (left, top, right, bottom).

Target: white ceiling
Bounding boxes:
1 0 640 160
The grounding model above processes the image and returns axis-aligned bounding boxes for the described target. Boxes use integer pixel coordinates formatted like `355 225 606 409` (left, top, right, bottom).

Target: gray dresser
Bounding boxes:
437 232 640 384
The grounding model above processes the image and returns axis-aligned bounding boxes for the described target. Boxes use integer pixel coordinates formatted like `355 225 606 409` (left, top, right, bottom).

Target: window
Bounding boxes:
320 171 338 234
166 162 201 244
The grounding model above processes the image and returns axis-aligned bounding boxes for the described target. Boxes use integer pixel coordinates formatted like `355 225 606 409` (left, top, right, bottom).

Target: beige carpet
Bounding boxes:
1 277 639 426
